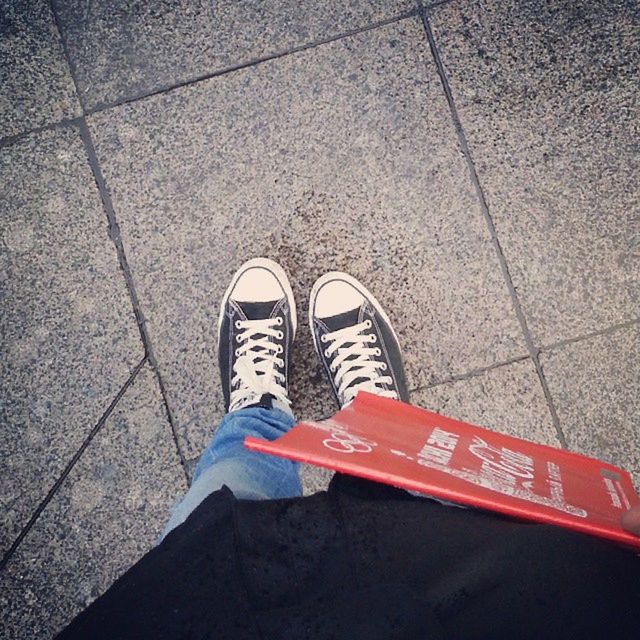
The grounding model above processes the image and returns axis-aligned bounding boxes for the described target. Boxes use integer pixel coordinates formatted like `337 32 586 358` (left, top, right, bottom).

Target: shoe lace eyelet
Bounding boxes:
276 317 283 326
276 330 284 339
330 364 336 372
374 348 381 356
369 334 377 343
235 320 242 329
235 348 241 357
277 345 283 354
235 335 242 343
320 334 328 343
324 348 331 358
380 362 387 370
364 319 372 328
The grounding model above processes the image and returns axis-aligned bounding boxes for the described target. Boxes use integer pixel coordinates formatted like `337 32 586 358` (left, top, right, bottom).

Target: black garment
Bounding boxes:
57 475 640 639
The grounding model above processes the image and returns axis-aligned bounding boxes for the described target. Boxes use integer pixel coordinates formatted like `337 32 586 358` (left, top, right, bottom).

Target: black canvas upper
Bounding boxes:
311 296 410 406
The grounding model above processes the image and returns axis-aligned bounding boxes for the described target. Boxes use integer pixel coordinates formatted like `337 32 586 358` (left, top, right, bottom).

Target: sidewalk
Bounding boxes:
1 0 638 637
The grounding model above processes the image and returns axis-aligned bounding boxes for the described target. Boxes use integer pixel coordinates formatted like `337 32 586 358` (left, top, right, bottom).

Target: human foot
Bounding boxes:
218 258 296 414
309 272 408 408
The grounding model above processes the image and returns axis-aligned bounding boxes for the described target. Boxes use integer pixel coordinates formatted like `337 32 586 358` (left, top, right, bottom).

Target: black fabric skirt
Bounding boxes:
57 474 640 639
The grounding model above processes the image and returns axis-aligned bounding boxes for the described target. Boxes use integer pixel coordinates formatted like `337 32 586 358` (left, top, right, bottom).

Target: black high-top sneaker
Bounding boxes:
309 272 409 408
218 258 297 414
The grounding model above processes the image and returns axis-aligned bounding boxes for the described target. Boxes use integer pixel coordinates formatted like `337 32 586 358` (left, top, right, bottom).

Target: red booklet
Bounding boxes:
245 391 640 550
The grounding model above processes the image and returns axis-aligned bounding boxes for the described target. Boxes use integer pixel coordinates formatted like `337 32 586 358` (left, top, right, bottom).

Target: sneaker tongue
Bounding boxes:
236 300 280 321
319 306 362 332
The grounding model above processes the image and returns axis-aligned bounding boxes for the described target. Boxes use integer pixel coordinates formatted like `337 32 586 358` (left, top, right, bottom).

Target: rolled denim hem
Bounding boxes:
161 406 301 541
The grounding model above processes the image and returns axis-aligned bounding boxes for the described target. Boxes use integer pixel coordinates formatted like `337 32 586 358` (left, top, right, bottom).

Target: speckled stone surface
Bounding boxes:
292 370 339 495
429 0 640 346
0 127 142 556
0 1 79 138
87 17 526 461
412 359 560 446
54 0 413 110
541 325 640 488
300 463 335 496
0 364 187 640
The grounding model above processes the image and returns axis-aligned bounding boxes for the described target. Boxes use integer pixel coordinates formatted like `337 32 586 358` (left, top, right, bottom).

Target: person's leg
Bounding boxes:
161 406 300 537
162 258 301 539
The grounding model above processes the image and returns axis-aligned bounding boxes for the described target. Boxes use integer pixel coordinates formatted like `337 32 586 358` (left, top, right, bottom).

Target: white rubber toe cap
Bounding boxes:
219 257 297 334
312 276 364 318
231 267 285 302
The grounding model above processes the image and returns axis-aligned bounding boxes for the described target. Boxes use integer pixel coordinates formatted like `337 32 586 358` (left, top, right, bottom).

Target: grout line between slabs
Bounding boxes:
83 8 420 114
409 316 640 396
417 7 569 449
0 117 83 149
49 0 87 112
409 354 531 394
540 318 640 352
49 1 191 484
0 357 147 573
77 120 190 482
0 4 454 148
0 0 420 148
2 5 445 146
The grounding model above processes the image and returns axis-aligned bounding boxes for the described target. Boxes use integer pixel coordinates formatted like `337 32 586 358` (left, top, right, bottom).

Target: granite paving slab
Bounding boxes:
541 325 640 488
0 0 79 138
88 17 526 460
0 126 142 556
412 358 560 445
54 0 414 110
429 0 640 346
0 364 187 640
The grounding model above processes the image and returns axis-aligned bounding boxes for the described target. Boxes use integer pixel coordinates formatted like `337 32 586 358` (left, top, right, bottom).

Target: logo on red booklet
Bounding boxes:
322 430 378 454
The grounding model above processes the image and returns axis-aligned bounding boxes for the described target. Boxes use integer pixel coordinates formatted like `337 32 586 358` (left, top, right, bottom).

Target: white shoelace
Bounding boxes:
321 320 397 405
229 318 290 413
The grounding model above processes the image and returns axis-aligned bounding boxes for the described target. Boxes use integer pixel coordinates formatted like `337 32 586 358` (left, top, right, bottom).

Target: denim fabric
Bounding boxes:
161 407 300 539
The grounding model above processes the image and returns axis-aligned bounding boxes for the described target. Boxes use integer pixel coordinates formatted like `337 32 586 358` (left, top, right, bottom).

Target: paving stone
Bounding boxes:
0 364 187 640
54 0 414 110
541 326 640 488
0 127 142 556
429 0 640 346
88 17 526 460
300 463 335 496
292 370 338 495
0 1 79 138
411 359 560 446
